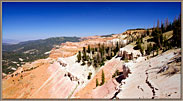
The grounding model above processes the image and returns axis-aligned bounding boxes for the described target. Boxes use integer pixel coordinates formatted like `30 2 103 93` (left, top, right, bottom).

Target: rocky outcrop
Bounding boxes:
115 65 130 83
57 58 67 67
118 49 139 60
64 72 79 82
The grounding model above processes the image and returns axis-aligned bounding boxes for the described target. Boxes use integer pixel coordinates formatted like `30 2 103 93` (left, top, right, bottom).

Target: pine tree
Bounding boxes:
106 46 109 54
136 39 142 50
93 56 98 68
161 21 165 33
140 46 144 56
151 20 162 49
157 19 160 28
160 32 163 49
95 47 98 52
91 48 95 54
83 47 87 61
115 42 119 55
98 52 102 65
107 48 112 60
101 70 105 85
147 29 150 36
146 43 153 55
102 44 105 55
77 51 81 62
156 47 159 55
87 45 91 53
172 14 181 47
165 17 169 31
96 78 99 87
152 44 155 57
157 20 162 49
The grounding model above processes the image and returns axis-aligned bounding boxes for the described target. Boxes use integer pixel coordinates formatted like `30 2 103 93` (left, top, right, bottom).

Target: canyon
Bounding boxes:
2 29 181 99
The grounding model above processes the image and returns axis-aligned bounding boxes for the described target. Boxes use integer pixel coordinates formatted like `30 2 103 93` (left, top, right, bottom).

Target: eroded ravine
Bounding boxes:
145 69 158 99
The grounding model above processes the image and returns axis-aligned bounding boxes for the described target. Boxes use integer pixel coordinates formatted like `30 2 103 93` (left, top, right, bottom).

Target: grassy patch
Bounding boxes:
163 31 173 39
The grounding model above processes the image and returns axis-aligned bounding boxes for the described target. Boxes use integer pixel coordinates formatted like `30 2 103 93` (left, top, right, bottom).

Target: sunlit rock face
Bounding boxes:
2 29 181 99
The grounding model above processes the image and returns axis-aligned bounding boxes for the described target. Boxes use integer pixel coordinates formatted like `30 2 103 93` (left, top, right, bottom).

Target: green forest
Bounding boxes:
77 15 181 70
2 37 80 74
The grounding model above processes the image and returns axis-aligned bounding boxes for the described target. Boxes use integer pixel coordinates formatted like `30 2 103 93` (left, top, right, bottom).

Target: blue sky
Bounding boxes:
2 2 181 42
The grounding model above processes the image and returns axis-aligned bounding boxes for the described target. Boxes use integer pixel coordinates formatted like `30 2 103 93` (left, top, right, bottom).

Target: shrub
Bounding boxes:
146 44 152 55
87 60 92 67
81 60 86 66
124 58 129 63
112 70 119 78
88 72 92 80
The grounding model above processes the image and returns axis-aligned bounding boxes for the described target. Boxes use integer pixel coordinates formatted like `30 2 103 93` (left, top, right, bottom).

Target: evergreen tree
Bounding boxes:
172 14 181 47
161 21 165 33
101 70 105 85
136 40 142 50
157 20 162 49
146 43 153 55
167 23 172 31
91 48 95 54
156 48 159 55
147 29 150 36
93 57 98 68
152 44 155 56
151 25 162 49
83 47 87 61
165 17 169 31
107 48 112 60
102 44 105 55
87 45 91 53
95 47 98 52
163 35 168 50
153 44 158 56
77 51 81 62
96 53 100 64
96 78 99 87
115 42 119 55
157 19 160 28
106 46 109 54
140 46 144 56
160 32 163 49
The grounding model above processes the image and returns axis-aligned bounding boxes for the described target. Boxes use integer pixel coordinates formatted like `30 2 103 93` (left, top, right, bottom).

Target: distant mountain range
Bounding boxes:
2 37 80 52
2 36 81 74
2 39 21 45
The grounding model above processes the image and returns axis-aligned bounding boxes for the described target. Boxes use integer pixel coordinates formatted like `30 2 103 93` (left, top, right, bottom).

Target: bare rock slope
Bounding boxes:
2 30 181 99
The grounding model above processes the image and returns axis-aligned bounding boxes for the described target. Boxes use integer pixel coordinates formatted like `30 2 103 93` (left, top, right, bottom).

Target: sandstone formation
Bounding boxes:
2 29 181 99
